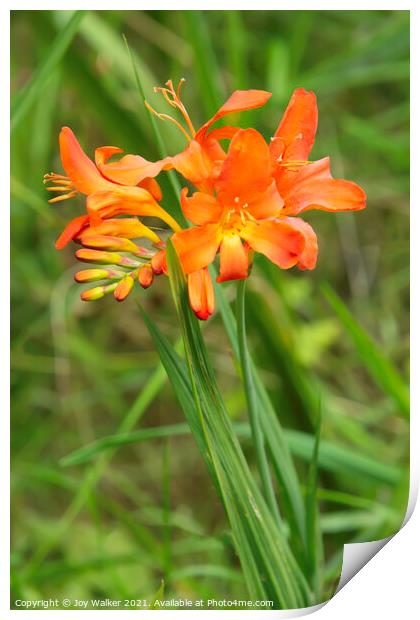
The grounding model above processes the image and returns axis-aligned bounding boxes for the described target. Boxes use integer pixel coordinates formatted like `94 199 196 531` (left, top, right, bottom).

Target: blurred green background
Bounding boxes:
11 10 409 609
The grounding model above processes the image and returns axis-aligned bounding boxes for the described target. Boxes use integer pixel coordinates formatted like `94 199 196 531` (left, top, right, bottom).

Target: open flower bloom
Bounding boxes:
48 83 366 320
172 90 366 294
269 88 366 220
45 127 180 249
143 80 272 193
172 128 314 282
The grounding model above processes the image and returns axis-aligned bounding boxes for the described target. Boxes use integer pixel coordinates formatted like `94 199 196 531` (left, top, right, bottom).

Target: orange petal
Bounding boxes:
171 224 221 274
276 157 331 196
170 140 213 188
274 88 318 161
216 129 272 204
180 188 223 225
247 179 284 220
282 175 366 216
59 127 113 195
86 187 181 232
140 177 162 201
217 234 249 282
188 268 215 321
281 217 318 270
196 90 272 141
55 214 89 249
206 126 240 142
78 217 160 244
94 146 124 167
96 149 172 186
241 219 305 269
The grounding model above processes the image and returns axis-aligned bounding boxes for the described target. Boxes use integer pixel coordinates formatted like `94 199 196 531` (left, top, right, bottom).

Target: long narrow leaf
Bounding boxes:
11 11 86 131
305 408 323 602
151 240 312 608
61 421 402 485
322 283 409 419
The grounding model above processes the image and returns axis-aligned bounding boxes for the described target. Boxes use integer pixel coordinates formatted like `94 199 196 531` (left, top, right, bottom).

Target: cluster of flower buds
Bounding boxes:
73 233 166 302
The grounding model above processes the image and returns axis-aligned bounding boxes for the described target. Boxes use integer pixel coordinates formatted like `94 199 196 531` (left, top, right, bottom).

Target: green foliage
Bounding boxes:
11 9 408 610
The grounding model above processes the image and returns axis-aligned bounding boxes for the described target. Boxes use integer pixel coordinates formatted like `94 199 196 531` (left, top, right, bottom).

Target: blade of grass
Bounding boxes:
183 11 224 116
305 407 323 603
225 11 248 90
215 282 308 562
21 359 170 581
11 11 86 132
123 35 186 226
149 240 311 608
236 278 281 527
322 282 409 419
61 421 402 486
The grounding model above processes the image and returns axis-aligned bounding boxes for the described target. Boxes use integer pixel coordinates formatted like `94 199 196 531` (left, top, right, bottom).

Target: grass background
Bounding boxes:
11 9 409 609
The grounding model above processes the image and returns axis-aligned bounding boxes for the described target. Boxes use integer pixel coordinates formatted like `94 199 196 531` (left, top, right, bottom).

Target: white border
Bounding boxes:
5 3 416 618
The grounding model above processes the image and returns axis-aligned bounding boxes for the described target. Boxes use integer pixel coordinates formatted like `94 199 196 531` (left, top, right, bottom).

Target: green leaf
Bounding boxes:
322 283 409 419
305 407 323 602
149 580 165 609
214 282 308 565
61 421 402 486
287 429 402 485
144 239 311 608
123 36 187 226
11 11 86 132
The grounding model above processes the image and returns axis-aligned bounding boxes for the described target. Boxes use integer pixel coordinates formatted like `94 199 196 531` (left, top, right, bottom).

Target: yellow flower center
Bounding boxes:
220 196 256 235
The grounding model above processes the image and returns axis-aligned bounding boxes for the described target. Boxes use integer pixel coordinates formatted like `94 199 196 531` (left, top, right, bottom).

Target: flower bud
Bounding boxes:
151 250 167 275
81 235 141 254
114 275 135 302
75 249 140 267
81 282 118 301
74 268 127 283
188 268 214 321
138 264 154 289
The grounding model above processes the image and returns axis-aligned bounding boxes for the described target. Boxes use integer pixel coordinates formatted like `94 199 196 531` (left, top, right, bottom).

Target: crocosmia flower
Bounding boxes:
44 127 180 249
171 88 365 290
145 79 272 192
47 81 365 319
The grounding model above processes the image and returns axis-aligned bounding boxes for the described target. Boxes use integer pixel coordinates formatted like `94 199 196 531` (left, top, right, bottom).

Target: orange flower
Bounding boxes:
172 89 366 291
145 79 272 192
45 127 180 249
172 128 311 282
270 88 366 220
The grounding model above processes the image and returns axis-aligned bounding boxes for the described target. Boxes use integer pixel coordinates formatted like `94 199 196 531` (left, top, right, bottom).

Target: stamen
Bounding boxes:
146 78 196 141
144 101 192 142
278 159 312 171
48 191 77 204
44 173 70 182
44 172 77 203
244 211 257 222
176 77 186 100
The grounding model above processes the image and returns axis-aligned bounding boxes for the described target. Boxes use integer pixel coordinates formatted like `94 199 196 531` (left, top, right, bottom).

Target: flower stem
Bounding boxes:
236 279 282 526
